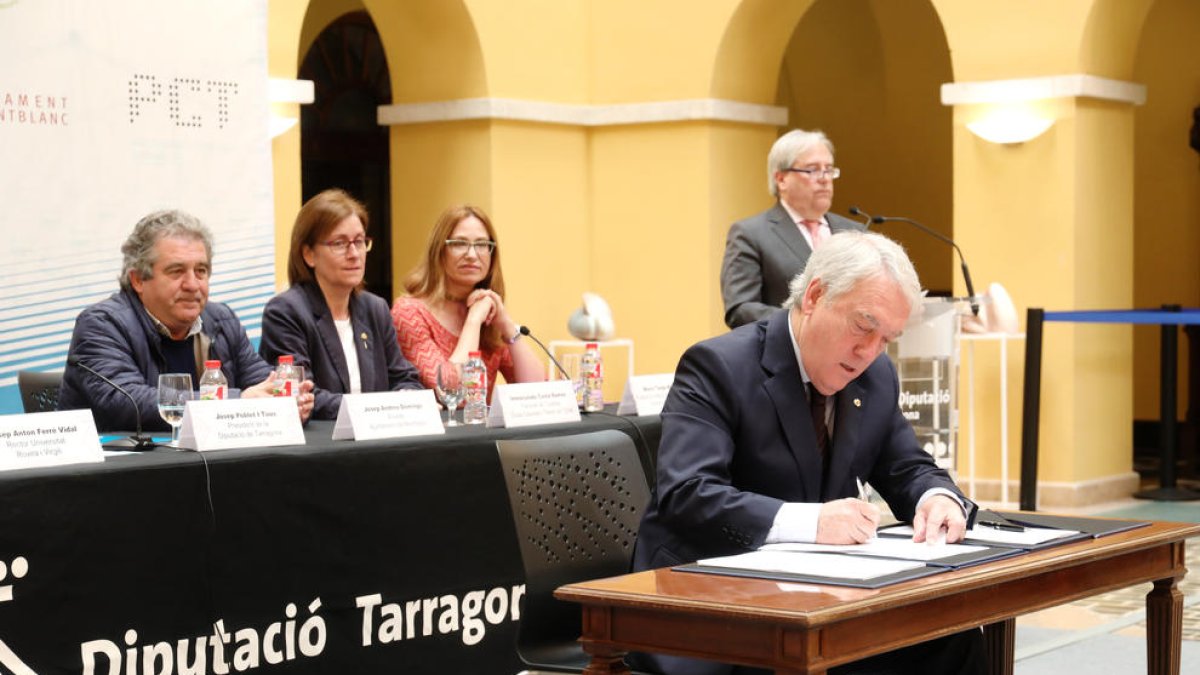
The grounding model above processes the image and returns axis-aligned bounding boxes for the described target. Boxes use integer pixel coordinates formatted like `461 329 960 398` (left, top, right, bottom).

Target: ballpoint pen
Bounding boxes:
855 477 873 502
976 511 1026 532
978 520 1025 533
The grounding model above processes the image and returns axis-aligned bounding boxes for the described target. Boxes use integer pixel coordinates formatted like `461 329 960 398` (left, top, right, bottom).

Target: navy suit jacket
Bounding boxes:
720 203 865 328
634 309 966 572
259 282 422 420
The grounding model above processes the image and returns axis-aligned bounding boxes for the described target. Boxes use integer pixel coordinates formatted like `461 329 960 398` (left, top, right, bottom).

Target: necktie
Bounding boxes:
803 219 825 249
808 383 829 459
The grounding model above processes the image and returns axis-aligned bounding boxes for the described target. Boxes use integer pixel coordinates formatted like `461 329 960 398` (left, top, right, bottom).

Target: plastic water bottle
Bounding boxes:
275 355 302 397
198 360 228 400
462 351 488 424
580 342 604 412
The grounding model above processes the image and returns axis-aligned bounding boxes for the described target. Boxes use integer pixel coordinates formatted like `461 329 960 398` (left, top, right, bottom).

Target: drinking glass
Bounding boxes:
435 362 466 427
157 373 193 447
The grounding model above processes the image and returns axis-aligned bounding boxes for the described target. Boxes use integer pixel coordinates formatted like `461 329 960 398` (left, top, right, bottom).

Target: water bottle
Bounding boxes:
580 342 604 412
275 355 302 397
462 351 488 424
198 360 228 400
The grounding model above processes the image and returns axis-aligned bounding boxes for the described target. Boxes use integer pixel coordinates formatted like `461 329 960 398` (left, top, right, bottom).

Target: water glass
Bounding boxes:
157 373 193 447
435 362 466 427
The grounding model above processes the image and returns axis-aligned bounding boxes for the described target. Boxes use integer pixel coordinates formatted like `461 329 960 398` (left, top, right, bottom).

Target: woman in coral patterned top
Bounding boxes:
391 205 544 401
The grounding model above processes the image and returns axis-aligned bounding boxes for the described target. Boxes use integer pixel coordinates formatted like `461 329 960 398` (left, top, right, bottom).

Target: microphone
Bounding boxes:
66 355 158 450
847 205 875 229
518 325 572 381
863 212 980 316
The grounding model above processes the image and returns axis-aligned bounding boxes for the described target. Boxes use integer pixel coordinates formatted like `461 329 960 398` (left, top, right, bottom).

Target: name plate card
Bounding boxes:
332 390 444 441
178 397 306 451
487 380 581 428
0 410 103 470
616 373 674 416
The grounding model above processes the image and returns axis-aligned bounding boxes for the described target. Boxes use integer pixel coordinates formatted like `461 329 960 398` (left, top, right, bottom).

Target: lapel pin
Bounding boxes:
853 398 862 407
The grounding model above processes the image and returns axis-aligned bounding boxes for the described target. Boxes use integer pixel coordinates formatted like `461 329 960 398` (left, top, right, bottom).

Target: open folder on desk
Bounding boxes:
879 523 1088 550
994 511 1151 539
760 538 1022 569
677 550 944 589
675 536 1019 588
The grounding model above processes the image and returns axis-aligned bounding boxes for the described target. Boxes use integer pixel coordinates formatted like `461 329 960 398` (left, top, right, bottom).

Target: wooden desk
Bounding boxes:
556 520 1199 674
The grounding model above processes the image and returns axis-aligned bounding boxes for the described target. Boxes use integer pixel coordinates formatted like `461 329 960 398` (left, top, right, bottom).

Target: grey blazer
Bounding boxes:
720 203 865 328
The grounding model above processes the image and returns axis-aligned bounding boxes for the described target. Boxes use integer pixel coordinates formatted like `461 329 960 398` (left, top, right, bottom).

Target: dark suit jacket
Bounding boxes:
635 309 966 568
631 310 968 674
720 203 865 328
259 282 422 420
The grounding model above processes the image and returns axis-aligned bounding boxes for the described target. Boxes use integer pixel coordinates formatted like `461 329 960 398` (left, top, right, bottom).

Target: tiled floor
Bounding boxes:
1006 497 1200 671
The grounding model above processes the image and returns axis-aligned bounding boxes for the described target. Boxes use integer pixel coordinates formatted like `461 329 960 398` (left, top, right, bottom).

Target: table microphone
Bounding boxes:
853 209 981 316
847 205 876 229
66 355 158 450
518 325 572 381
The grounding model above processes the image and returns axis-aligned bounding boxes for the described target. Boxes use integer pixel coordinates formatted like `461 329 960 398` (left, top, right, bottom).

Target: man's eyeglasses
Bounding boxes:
320 237 373 255
445 239 496 257
784 166 841 180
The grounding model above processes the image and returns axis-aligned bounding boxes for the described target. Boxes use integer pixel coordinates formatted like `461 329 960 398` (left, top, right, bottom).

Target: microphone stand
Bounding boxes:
66 356 159 450
870 214 980 316
518 325 572 381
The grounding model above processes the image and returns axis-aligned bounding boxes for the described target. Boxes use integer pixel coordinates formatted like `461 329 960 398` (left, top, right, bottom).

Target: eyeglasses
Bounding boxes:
783 166 841 180
320 237 373 255
445 239 496 257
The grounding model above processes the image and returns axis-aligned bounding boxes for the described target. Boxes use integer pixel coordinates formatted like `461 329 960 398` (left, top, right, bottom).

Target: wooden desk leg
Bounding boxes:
1146 577 1183 675
983 619 1015 675
580 644 631 674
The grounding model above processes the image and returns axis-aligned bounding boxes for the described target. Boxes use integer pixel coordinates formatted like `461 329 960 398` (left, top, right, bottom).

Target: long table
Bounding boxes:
556 519 1199 674
0 412 659 675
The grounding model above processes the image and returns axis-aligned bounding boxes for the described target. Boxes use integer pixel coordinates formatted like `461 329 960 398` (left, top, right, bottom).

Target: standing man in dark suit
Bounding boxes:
721 129 865 328
633 231 984 675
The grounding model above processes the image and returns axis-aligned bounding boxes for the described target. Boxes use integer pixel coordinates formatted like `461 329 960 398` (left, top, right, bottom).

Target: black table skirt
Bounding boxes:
0 410 660 675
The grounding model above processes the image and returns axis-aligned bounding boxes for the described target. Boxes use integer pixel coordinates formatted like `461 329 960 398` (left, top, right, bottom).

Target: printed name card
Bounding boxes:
487 380 581 428
332 390 444 440
0 410 103 470
178 397 306 451
616 373 674 416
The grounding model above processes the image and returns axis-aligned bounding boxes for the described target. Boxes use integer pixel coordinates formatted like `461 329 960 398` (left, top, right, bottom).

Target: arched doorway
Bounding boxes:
299 10 394 298
775 0 954 295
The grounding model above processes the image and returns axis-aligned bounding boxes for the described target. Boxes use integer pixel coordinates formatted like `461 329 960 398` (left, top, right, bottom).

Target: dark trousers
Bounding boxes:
629 627 986 675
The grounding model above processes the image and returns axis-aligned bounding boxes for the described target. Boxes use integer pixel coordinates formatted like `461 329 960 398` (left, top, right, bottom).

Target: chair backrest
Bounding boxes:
496 429 651 669
18 370 64 414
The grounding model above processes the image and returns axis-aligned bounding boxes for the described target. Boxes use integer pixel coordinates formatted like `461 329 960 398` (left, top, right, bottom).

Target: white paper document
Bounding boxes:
696 550 925 581
761 537 989 563
883 524 1079 547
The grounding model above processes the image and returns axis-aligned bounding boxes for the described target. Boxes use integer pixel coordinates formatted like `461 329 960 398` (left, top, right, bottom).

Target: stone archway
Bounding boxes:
299 10 394 297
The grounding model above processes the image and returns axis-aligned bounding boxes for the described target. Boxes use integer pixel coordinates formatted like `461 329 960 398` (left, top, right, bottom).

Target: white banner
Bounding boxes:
0 0 273 412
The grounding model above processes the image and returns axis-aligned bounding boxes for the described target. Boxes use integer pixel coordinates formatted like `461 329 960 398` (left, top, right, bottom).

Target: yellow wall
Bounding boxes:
267 0 1199 505
267 0 312 291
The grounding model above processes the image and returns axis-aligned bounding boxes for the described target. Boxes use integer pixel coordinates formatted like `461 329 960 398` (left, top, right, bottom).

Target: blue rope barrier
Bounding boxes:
1043 309 1200 325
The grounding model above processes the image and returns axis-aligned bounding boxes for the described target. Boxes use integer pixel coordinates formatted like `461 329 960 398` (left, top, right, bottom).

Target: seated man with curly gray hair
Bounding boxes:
59 209 314 432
